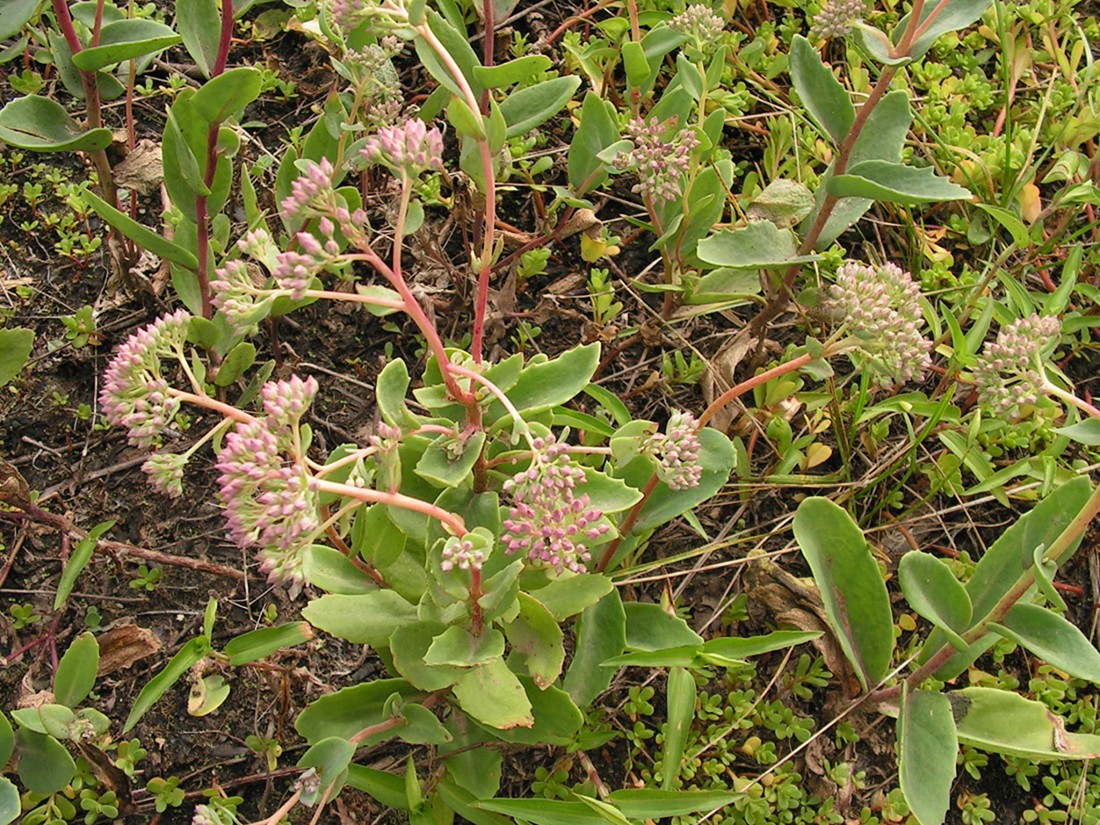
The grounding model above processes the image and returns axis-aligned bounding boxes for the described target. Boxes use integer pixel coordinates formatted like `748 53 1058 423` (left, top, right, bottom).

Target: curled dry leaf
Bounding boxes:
96 623 162 676
0 456 31 509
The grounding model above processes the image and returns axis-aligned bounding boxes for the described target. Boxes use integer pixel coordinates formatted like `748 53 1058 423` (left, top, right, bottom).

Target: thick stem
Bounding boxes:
595 473 660 573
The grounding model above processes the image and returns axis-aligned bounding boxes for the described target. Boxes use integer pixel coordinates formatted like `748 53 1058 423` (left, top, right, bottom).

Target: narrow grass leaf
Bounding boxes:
475 798 608 825
123 636 210 732
898 688 956 825
84 191 198 269
224 622 313 666
608 789 743 818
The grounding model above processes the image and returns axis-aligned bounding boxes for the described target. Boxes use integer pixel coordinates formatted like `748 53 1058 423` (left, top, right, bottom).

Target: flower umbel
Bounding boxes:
644 411 703 490
501 435 610 574
360 119 445 178
615 117 699 204
215 376 321 583
668 4 726 56
100 310 191 448
827 261 931 386
812 0 866 39
972 314 1062 420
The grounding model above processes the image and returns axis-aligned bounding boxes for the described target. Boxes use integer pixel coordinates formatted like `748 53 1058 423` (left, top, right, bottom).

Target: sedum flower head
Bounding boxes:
615 117 699 204
211 259 266 334
143 452 188 498
327 0 415 38
812 0 866 39
441 535 486 571
972 314 1061 419
281 158 337 223
215 376 321 583
360 119 444 178
644 411 703 490
100 310 191 448
827 261 931 386
669 4 726 56
501 435 609 574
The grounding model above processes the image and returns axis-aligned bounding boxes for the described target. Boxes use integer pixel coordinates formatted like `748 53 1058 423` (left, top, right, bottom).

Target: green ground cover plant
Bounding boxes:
0 0 1099 822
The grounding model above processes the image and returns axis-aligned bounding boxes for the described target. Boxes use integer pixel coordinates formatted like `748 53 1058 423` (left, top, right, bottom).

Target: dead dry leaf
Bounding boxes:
97 624 162 676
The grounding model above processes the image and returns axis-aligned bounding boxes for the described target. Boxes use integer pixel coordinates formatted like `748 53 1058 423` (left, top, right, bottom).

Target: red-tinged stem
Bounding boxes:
315 479 467 537
698 351 817 428
595 473 659 573
169 389 257 423
213 0 235 76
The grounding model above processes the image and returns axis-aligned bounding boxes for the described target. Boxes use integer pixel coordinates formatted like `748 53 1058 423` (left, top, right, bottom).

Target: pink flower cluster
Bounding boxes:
645 410 703 490
616 117 699 203
972 314 1061 419
360 119 444 178
281 158 337 222
215 376 321 582
501 436 609 574
100 310 191 448
441 536 486 571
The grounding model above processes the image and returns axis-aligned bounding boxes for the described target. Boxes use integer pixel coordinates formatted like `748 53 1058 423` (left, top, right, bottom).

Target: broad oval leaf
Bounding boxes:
0 713 13 766
0 328 33 387
176 0 220 77
1053 419 1100 446
624 602 703 651
0 0 40 41
828 160 973 205
898 688 957 825
71 19 181 71
452 658 533 730
298 736 355 801
471 55 551 88
898 551 972 650
0 776 17 825
15 729 75 794
505 593 565 687
792 497 894 691
192 66 263 123
224 622 313 666
697 221 820 269
301 544 379 594
789 35 854 144
661 667 696 790
990 603 1100 684
951 686 1100 760
492 343 600 417
0 95 113 152
499 75 581 138
529 573 614 621
477 678 583 745
302 591 417 647
296 679 421 744
563 589 626 707
53 632 99 708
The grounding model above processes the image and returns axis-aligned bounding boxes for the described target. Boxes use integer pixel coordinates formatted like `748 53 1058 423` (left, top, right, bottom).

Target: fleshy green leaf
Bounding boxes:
951 687 1100 760
898 688 957 825
0 713 13 766
70 19 181 71
563 590 626 707
789 35 854 144
176 0 220 77
828 160 972 205
608 789 743 818
425 627 506 667
297 736 355 800
124 636 210 732
568 92 619 195
192 66 263 123
0 328 33 387
452 658 533 730
84 190 198 269
661 667 696 790
0 95 113 151
0 0 40 41
530 574 615 621
472 55 552 88
624 602 703 651
346 765 408 810
897 0 993 60
415 432 486 488
792 497 894 691
505 593 565 688
224 622 313 666
15 729 75 794
53 632 99 708
990 603 1100 683
296 679 421 744
301 544 379 594
492 343 601 417
700 630 823 665
475 799 608 825
898 552 972 650
213 341 256 386
478 678 583 745
391 622 464 691
0 776 17 825
1053 419 1100 445
696 221 821 269
302 591 417 646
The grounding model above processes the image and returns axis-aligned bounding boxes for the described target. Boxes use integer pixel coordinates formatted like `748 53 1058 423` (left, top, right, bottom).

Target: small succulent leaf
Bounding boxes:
499 76 581 139
224 622 313 666
346 764 410 810
608 789 744 818
898 688 957 825
1053 419 1100 446
298 736 355 801
0 329 32 388
0 776 17 825
0 713 12 766
395 703 452 745
828 160 973 205
661 667 696 790
124 635 210 732
951 686 1100 760
70 19 181 71
187 673 230 717
792 497 895 691
898 551 972 649
622 40 650 88
175 0 220 77
415 432 486 488
696 221 821 269
897 0 993 59
376 358 415 427
471 55 551 88
425 626 506 667
302 592 418 647
476 678 583 745
624 602 703 651
569 92 619 194
1030 544 1067 613
990 603 1100 683
0 0 40 40
0 95 113 151
491 343 600 417
390 622 465 691
789 35 854 144
53 632 99 708
83 190 199 269
922 476 1092 679
505 593 565 687
192 66 263 122
296 679 421 744
452 658 533 730
529 574 614 621
213 341 256 386
352 506 407 569
302 544 379 594
563 590 626 707
15 729 75 794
